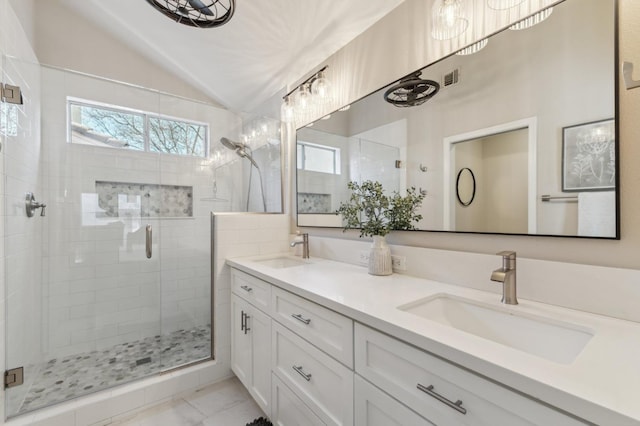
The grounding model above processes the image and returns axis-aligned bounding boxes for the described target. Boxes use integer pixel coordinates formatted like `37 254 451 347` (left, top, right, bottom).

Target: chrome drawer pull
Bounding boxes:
417 383 467 415
240 310 245 332
240 285 253 292
291 313 311 325
292 365 312 381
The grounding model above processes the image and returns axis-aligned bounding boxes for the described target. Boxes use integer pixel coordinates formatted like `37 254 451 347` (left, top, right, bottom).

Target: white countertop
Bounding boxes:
226 254 640 426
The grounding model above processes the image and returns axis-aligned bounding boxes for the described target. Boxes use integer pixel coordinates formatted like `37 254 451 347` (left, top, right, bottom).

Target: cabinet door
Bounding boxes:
231 294 252 388
272 374 326 426
355 375 434 426
250 305 272 417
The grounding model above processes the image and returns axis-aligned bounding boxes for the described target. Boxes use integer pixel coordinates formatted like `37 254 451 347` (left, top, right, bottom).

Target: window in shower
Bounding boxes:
297 141 341 174
68 98 209 157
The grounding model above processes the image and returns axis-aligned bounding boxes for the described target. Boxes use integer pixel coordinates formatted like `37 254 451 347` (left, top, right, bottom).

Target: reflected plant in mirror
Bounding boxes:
336 180 425 237
296 0 618 238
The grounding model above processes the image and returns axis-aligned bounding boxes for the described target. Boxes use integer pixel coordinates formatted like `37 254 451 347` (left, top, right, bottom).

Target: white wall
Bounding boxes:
32 0 218 105
288 0 640 270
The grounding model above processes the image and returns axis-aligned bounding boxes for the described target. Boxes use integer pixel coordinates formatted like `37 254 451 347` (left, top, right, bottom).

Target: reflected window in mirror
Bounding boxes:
297 141 341 175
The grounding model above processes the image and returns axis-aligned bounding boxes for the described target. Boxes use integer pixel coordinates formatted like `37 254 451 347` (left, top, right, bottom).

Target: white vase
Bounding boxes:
368 235 392 276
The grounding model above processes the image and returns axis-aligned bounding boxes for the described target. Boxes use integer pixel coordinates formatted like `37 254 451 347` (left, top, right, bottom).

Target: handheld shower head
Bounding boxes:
220 137 244 151
219 137 266 212
219 137 260 169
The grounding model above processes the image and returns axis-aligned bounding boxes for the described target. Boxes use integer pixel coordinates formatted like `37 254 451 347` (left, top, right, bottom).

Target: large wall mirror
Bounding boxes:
296 0 618 238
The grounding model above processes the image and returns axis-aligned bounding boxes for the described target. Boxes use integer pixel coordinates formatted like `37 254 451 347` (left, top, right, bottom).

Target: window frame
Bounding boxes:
297 141 341 175
67 97 210 158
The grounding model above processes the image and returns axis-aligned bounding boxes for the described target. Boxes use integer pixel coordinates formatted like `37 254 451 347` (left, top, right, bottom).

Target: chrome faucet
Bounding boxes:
490 251 518 305
290 233 309 259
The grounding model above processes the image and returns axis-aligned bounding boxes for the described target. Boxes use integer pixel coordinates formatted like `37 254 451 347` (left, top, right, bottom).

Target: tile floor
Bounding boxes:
16 325 211 415
111 376 264 426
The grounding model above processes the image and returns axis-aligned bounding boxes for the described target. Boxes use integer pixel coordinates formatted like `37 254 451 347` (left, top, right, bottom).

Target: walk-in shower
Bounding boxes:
2 57 282 418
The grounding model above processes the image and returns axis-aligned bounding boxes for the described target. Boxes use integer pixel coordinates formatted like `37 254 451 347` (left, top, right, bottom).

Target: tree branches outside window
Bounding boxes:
69 101 208 157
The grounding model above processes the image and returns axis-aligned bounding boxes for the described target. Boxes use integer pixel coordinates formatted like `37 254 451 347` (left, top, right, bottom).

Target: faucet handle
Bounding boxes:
496 251 516 259
496 251 516 270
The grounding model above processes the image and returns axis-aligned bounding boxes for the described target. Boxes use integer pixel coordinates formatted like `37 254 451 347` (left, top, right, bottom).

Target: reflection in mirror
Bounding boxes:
456 168 476 208
296 0 617 238
444 119 536 234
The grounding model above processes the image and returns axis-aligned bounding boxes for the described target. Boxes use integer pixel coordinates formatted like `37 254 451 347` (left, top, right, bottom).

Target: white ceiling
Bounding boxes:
59 0 405 113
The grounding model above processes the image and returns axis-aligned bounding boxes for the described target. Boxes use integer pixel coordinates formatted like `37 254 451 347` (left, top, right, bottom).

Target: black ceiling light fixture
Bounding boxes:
145 0 235 28
383 72 440 108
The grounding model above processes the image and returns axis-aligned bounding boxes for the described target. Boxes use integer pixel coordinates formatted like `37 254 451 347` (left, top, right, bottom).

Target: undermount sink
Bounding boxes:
398 294 594 364
257 257 308 269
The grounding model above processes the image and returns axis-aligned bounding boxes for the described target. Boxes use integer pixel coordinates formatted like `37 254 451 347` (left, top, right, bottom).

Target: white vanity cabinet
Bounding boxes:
272 321 353 426
231 267 354 425
272 374 327 426
272 286 353 367
231 270 272 417
354 323 588 426
229 265 591 426
355 375 435 426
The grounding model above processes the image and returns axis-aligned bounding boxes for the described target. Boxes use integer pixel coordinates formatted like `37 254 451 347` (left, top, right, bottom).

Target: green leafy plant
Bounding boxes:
336 180 425 237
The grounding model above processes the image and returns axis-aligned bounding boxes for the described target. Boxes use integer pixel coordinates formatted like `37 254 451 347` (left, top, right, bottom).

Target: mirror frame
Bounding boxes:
295 0 620 239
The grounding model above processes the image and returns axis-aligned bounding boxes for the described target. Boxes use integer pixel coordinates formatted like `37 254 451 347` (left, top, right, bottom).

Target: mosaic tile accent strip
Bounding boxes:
96 181 193 218
17 325 211 415
297 193 331 214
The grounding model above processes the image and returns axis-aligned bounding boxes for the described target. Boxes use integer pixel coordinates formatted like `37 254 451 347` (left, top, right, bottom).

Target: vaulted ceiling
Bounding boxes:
58 0 405 113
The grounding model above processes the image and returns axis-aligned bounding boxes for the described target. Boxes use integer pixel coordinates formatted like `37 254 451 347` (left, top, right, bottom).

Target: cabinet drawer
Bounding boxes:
231 268 271 312
355 324 587 426
272 374 326 426
272 287 353 367
355 375 434 426
272 322 353 426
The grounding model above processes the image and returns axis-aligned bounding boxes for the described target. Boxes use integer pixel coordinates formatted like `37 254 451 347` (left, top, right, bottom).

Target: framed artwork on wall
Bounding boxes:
562 118 615 192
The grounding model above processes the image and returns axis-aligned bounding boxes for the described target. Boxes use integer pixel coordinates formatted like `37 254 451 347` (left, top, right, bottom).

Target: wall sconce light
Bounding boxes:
431 0 469 40
509 7 553 30
281 66 333 124
486 0 525 10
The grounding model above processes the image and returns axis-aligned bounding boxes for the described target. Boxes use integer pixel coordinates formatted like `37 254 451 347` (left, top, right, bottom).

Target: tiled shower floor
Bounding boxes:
16 325 211 415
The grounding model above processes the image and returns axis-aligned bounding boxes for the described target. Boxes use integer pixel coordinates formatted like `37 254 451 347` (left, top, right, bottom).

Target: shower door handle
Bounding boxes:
146 225 152 259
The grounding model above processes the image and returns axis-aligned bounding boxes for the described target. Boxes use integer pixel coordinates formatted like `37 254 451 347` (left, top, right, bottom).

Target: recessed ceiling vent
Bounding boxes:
145 0 235 28
383 72 440 108
443 69 460 88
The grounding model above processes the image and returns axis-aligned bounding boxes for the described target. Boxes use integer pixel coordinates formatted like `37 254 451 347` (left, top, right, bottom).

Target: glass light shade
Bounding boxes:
294 84 311 110
456 38 488 55
431 0 469 40
311 71 333 101
509 7 553 30
486 0 525 10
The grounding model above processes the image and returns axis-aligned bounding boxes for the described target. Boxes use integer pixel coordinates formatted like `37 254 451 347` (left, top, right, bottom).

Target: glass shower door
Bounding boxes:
4 61 216 419
2 54 49 418
4 63 166 417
